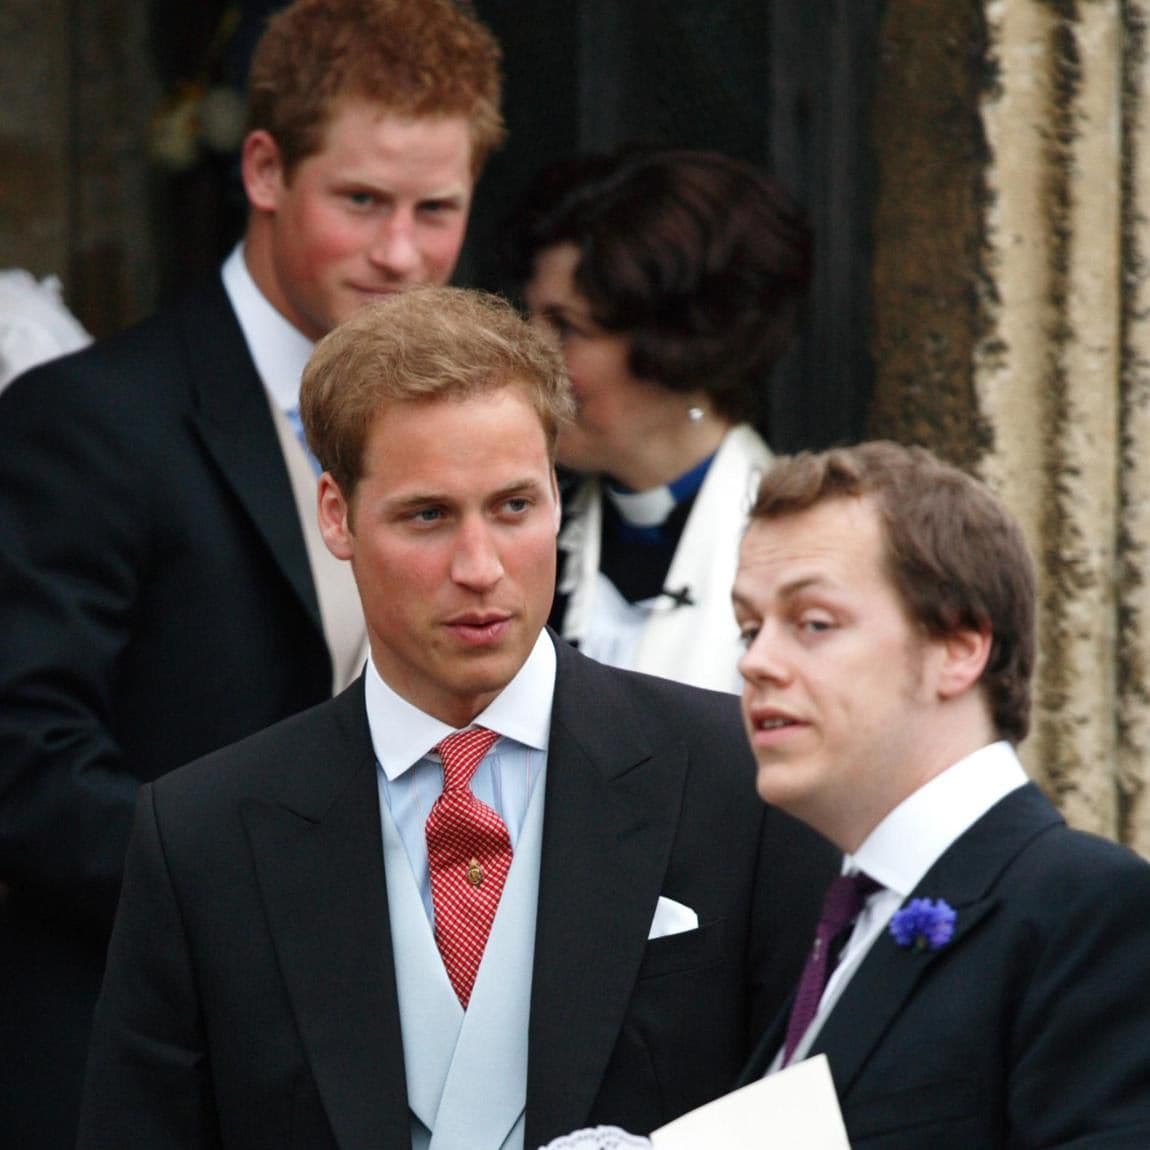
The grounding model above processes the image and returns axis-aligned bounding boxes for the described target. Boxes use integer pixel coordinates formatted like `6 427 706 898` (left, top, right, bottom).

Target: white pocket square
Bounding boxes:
647 895 699 940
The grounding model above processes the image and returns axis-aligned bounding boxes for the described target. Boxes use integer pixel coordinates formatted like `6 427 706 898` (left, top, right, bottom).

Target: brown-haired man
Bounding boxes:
733 441 1150 1147
78 288 836 1150
0 3 503 1145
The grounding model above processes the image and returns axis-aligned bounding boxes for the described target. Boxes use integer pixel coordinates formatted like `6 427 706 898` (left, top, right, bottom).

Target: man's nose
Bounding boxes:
451 519 504 589
737 621 792 686
368 212 420 277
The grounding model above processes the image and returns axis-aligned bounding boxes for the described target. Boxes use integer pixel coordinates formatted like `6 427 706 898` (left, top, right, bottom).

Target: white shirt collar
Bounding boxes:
366 631 557 781
220 243 314 412
848 741 1029 898
605 483 676 528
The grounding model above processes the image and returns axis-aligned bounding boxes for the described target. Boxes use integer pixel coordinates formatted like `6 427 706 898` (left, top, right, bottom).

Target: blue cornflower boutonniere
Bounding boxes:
889 898 956 952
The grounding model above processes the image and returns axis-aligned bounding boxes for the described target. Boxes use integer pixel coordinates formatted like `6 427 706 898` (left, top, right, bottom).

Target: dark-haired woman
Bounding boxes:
512 147 813 691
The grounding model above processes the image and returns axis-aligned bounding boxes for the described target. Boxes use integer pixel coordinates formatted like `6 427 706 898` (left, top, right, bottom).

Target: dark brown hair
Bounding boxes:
749 441 1035 744
300 287 573 496
247 0 505 177
508 147 812 421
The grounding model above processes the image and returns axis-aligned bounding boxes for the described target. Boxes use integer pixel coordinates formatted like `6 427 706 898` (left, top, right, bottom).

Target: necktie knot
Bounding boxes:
820 871 882 936
435 726 500 792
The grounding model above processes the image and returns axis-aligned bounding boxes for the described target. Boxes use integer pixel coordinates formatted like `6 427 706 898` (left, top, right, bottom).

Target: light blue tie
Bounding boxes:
285 405 322 475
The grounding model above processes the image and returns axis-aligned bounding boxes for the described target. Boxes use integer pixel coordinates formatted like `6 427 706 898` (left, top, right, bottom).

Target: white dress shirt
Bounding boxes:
221 243 368 690
368 631 556 922
220 243 314 415
777 741 1028 1069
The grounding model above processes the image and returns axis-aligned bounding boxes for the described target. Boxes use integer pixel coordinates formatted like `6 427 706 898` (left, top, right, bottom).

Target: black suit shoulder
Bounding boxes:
0 270 325 917
2 278 243 413
150 682 372 821
1009 803 1149 885
551 636 832 850
551 634 745 748
781 785 1150 1150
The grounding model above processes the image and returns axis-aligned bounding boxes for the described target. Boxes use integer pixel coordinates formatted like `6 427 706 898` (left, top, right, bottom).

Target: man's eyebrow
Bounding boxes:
776 575 835 598
384 491 452 511
419 190 468 203
383 478 546 511
731 574 836 610
492 477 546 497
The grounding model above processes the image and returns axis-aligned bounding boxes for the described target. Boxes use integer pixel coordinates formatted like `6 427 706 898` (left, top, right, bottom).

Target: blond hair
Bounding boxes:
301 287 574 495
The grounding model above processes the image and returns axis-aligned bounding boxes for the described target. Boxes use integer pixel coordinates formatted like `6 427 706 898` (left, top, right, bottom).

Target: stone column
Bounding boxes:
871 0 1148 853
1118 1 1150 850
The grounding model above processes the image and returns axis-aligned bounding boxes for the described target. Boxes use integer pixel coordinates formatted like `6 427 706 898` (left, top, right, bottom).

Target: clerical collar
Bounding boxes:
605 452 715 528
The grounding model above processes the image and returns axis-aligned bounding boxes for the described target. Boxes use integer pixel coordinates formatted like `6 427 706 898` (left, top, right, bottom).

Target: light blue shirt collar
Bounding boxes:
367 630 556 779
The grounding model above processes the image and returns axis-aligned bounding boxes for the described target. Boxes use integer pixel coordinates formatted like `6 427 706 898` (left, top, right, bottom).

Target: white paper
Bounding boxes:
650 1055 850 1150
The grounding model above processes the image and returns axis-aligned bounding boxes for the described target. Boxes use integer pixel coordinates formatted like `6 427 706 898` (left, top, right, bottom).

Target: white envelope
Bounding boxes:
647 895 699 940
651 1055 850 1150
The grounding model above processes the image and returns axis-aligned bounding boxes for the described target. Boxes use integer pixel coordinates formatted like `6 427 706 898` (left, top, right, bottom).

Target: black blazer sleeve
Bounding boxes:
77 785 222 1150
0 354 156 927
0 286 330 934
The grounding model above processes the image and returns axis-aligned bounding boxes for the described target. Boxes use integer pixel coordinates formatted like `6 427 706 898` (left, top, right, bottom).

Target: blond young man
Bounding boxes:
79 289 836 1150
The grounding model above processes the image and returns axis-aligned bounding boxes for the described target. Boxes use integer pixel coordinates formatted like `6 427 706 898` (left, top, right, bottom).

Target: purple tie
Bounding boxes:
782 871 882 1065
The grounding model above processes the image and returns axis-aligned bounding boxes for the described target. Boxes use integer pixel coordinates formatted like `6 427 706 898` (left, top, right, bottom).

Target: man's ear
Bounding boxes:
317 473 354 561
936 626 993 700
241 130 285 213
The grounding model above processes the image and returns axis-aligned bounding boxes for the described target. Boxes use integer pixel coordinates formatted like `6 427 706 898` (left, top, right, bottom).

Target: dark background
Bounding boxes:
148 0 883 451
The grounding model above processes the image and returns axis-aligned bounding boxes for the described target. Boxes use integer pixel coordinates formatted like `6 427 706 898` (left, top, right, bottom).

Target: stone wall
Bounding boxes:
872 0 1149 853
0 0 157 336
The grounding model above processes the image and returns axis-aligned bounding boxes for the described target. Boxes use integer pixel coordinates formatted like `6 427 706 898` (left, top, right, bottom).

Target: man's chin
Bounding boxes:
447 647 529 694
753 762 810 811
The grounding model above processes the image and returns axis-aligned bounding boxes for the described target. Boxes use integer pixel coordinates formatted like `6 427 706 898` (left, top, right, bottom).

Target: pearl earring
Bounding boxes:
687 406 704 423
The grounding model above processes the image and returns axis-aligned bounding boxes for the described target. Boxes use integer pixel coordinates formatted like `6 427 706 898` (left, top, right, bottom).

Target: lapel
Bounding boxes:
181 280 323 636
809 785 1063 1097
738 997 791 1087
242 681 410 1150
525 640 690 1148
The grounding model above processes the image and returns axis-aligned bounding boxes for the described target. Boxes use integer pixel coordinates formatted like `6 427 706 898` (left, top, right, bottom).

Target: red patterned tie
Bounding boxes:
425 726 512 1008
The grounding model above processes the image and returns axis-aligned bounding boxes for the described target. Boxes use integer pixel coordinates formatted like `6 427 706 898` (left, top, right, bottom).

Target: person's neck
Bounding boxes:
608 414 729 492
832 706 1000 854
240 221 322 342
